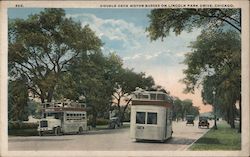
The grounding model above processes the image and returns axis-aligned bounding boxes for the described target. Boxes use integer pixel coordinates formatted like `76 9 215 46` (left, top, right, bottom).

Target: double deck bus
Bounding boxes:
130 90 173 142
37 101 87 136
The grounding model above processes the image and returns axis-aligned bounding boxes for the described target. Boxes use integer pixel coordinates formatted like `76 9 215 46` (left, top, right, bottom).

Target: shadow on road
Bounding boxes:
132 137 196 145
85 128 128 135
9 138 72 142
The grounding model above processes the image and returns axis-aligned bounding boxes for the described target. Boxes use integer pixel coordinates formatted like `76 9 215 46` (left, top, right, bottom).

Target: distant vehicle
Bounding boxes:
130 90 173 142
186 115 195 126
198 116 209 129
108 117 121 129
37 101 87 136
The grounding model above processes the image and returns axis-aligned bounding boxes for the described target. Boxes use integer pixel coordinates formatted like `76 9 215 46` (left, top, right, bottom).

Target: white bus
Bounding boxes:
37 101 87 136
130 90 173 142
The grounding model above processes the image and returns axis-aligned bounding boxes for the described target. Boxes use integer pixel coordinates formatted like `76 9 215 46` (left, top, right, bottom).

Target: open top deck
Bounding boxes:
42 101 86 112
132 90 173 108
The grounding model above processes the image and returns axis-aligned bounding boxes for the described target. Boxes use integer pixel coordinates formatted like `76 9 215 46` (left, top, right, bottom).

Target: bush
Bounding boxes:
87 118 109 126
8 129 38 136
8 121 38 130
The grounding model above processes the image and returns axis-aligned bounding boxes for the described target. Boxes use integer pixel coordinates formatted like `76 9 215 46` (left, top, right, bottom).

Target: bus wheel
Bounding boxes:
110 123 115 129
78 127 83 134
54 127 61 136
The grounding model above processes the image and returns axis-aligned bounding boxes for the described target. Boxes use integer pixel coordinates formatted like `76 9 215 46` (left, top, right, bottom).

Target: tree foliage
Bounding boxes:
8 77 29 121
172 98 200 121
8 8 102 103
183 30 241 93
112 68 155 124
147 9 240 41
147 8 241 131
188 30 240 126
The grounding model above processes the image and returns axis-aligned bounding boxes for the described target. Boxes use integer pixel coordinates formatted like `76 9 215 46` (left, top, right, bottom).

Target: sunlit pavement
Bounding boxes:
8 120 214 151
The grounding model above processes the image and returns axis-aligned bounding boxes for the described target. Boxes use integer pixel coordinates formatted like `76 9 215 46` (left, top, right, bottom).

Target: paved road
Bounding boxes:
8 120 213 151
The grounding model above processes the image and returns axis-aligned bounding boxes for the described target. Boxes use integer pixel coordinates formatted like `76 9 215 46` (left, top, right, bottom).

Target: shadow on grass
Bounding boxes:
195 137 221 144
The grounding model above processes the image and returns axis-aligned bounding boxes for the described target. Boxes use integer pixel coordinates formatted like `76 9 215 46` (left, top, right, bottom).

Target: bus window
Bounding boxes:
157 94 165 100
137 93 149 99
47 112 61 119
150 94 156 100
142 94 149 99
136 112 145 124
147 112 157 124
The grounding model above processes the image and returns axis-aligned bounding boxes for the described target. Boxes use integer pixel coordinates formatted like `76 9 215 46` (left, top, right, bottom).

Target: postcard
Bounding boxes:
0 0 249 157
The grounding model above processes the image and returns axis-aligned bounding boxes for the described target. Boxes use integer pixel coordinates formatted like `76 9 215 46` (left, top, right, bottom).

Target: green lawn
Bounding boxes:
189 121 241 150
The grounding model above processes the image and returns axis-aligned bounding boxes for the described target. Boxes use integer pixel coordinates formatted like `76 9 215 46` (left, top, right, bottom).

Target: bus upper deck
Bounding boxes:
132 90 173 107
42 101 86 112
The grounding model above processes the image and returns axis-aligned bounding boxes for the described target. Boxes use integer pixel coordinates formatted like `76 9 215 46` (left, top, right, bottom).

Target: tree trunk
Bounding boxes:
47 89 54 102
92 109 97 128
238 96 241 133
226 108 230 124
229 103 235 128
120 98 131 126
120 105 129 126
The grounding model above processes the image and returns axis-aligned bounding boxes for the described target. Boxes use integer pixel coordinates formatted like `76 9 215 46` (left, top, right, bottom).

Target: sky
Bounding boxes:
8 8 213 113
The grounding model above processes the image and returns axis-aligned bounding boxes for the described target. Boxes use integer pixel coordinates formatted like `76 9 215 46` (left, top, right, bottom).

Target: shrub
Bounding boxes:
8 121 38 130
87 118 109 126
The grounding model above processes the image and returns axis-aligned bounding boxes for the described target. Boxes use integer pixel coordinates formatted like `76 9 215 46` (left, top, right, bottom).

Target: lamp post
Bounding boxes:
212 89 217 130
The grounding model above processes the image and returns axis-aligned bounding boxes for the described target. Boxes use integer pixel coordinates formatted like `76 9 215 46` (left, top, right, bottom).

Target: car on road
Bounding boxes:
198 116 209 129
186 115 195 126
108 117 121 129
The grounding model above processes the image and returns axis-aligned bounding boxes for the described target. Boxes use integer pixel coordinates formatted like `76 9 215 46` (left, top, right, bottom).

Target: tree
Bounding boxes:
172 97 199 121
146 9 240 41
146 9 241 131
112 68 155 125
184 30 241 129
8 8 102 103
54 51 118 127
173 97 183 121
8 77 29 121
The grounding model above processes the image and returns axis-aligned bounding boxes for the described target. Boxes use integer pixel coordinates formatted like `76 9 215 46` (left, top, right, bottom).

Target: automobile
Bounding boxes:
108 117 121 129
186 115 195 126
198 116 210 129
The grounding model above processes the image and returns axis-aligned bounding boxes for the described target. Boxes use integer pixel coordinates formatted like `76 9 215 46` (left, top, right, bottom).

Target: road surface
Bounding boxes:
8 120 213 151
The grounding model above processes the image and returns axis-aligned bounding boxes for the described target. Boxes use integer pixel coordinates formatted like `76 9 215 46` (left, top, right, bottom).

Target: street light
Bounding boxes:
212 89 217 130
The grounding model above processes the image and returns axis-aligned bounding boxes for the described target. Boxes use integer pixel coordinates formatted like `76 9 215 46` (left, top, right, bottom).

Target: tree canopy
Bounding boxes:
146 8 241 131
147 9 241 41
9 8 102 103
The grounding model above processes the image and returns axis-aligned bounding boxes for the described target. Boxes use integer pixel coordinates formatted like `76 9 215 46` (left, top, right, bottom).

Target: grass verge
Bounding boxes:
189 121 241 150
